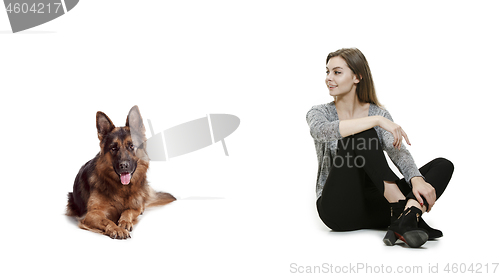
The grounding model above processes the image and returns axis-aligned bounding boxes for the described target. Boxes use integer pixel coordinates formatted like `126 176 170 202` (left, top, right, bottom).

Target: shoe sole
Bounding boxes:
383 230 429 248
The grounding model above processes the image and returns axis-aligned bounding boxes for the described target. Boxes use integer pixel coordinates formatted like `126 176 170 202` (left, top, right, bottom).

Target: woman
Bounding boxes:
306 48 454 248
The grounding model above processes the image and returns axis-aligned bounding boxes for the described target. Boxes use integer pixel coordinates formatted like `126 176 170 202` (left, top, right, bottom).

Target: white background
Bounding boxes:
1 1 499 276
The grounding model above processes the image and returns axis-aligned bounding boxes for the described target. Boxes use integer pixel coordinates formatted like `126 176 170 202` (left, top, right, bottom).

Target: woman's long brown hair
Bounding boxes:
326 48 383 107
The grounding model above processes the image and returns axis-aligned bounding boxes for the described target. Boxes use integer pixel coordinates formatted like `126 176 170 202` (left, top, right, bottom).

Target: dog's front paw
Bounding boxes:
118 219 134 232
105 224 130 240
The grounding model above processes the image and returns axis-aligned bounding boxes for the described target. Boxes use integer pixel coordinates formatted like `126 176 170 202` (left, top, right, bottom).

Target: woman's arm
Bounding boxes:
410 176 437 212
306 106 343 142
307 107 383 141
378 109 423 186
338 116 381 138
339 115 411 150
307 105 410 145
346 111 435 210
377 116 411 149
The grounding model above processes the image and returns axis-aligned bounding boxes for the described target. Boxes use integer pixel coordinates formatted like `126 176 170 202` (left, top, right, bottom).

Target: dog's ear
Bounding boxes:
96 111 115 141
126 105 146 136
126 106 148 161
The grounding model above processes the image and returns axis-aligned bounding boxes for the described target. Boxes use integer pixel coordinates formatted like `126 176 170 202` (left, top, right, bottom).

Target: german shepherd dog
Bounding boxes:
66 106 175 239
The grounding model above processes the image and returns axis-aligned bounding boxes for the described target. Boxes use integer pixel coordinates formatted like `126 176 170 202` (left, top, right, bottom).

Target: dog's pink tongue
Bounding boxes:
120 173 131 185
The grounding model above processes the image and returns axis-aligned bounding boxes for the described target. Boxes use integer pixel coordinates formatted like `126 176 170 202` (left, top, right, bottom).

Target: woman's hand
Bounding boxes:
411 177 436 212
377 116 411 150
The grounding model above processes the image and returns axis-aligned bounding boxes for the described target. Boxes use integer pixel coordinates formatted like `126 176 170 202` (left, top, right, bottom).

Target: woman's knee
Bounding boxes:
353 127 378 139
434 157 454 175
344 128 381 153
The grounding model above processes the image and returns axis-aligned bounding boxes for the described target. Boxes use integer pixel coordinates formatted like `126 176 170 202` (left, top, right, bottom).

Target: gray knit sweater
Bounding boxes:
306 101 422 199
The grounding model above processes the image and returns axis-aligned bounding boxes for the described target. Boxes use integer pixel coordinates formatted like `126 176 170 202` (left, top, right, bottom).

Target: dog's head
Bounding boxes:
96 106 149 185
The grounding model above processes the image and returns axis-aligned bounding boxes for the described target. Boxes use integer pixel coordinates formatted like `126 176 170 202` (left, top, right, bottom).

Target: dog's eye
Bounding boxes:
111 146 118 152
129 144 134 150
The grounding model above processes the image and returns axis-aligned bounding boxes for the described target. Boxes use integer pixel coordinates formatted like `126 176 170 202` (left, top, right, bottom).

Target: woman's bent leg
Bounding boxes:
396 157 454 208
386 158 454 241
418 157 454 200
317 128 400 231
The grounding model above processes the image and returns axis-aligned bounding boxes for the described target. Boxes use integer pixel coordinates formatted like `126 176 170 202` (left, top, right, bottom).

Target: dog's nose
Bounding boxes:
119 161 130 170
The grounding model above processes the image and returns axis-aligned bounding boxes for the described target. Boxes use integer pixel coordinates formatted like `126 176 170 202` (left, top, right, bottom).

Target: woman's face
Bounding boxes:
325 56 360 97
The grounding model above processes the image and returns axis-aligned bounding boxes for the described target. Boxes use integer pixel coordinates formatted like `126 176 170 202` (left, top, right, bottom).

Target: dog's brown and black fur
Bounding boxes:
66 106 175 239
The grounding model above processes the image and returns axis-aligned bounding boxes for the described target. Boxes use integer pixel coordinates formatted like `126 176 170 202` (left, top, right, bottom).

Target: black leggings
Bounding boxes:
316 128 454 231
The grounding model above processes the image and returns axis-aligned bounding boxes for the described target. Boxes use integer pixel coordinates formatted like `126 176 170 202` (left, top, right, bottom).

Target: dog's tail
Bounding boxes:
146 187 176 208
66 192 80 217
